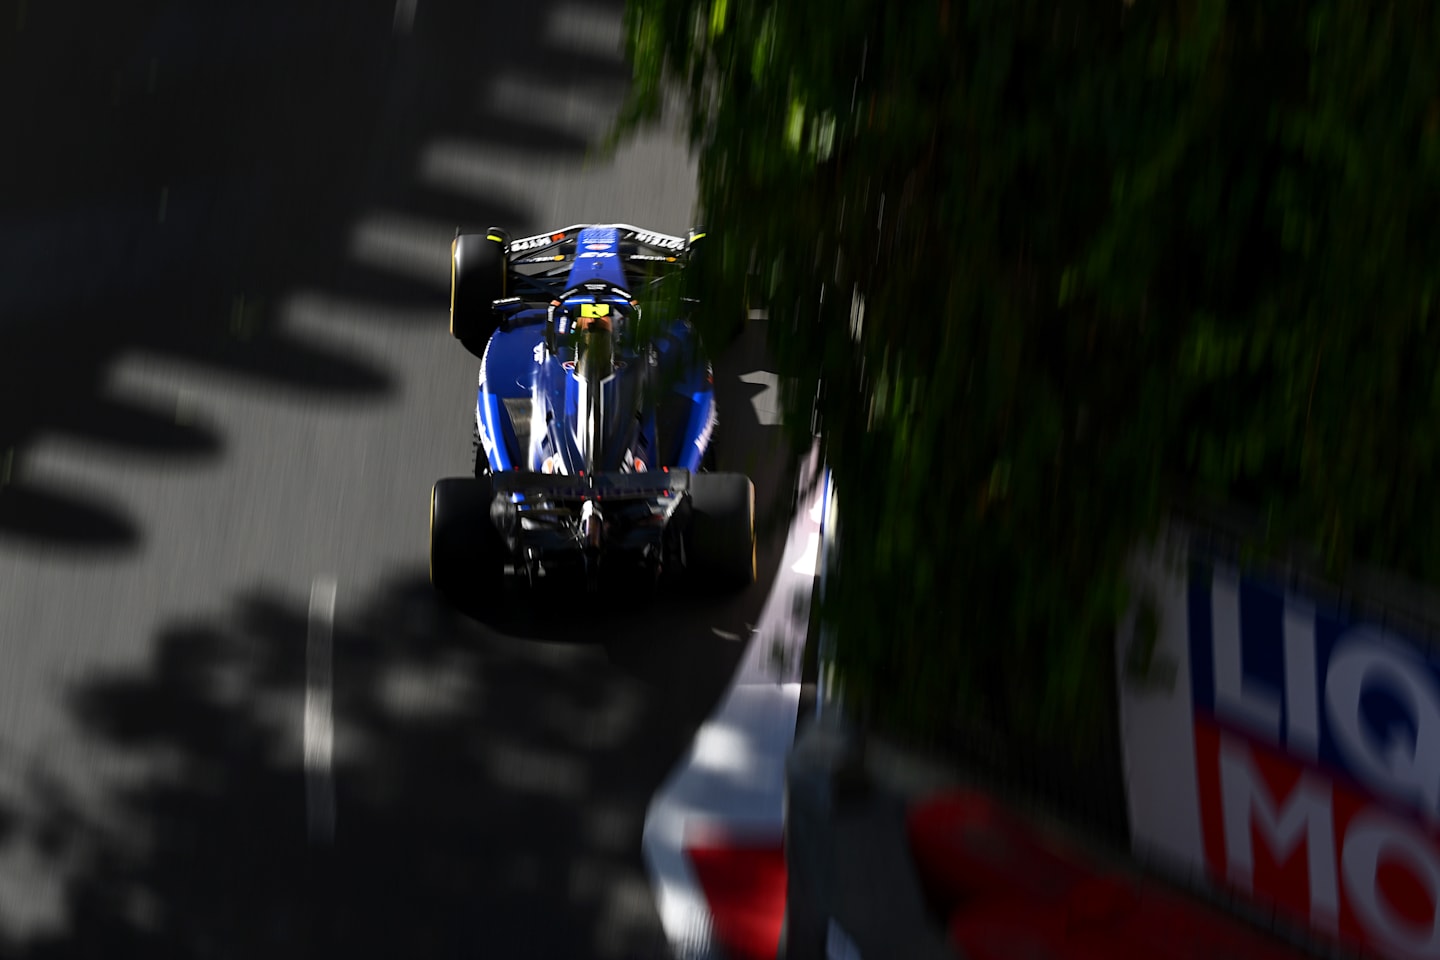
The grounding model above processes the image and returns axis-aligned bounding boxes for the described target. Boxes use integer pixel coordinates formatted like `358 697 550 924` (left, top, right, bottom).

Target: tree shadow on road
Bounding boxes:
0 0 612 550
0 0 782 955
0 557 776 958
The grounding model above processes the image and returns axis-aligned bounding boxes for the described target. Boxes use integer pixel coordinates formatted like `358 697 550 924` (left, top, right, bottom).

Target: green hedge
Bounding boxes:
620 0 1440 759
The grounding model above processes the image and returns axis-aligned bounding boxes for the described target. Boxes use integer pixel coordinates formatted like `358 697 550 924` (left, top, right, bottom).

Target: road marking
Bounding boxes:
393 0 417 34
306 576 337 844
791 532 820 575
828 920 864 959
738 370 783 426
643 446 821 957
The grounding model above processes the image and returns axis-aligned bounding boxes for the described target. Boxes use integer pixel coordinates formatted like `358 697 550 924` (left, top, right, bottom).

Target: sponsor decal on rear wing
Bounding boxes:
627 228 687 252
515 252 686 267
506 224 692 258
508 229 572 254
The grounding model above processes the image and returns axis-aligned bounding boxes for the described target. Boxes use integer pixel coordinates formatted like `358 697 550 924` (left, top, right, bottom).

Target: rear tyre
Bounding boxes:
684 227 746 348
687 472 756 591
430 476 507 605
451 231 507 346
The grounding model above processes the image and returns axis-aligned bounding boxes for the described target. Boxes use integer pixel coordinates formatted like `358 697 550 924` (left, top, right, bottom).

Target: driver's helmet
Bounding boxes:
557 296 633 336
553 295 636 378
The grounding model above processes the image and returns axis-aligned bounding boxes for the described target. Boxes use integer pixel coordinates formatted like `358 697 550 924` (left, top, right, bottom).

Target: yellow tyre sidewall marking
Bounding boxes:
749 483 757 582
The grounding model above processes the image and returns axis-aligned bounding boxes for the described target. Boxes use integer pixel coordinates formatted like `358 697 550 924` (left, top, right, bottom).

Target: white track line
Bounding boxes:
642 447 827 958
393 0 417 34
306 576 338 844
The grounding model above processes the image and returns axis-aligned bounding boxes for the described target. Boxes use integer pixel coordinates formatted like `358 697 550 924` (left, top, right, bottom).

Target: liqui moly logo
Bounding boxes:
1190 569 1440 958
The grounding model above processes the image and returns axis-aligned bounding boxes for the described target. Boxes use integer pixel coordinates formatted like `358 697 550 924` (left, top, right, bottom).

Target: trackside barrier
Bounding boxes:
781 718 962 960
1118 517 1440 960
642 445 826 960
813 469 841 721
785 496 1324 960
782 717 1314 960
786 461 959 958
789 471 952 960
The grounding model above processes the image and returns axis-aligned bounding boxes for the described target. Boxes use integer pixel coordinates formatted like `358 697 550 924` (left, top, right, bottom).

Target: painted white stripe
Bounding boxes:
738 371 783 426
306 576 338 844
791 531 821 576
827 919 864 959
393 0 417 34
815 469 840 718
643 446 825 957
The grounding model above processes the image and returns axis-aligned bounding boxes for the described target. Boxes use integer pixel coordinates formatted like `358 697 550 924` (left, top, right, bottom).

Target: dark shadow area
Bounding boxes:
708 319 813 545
448 513 791 646
0 0 611 547
0 295 799 951
0 0 800 952
0 559 785 959
42 396 221 459
0 483 140 550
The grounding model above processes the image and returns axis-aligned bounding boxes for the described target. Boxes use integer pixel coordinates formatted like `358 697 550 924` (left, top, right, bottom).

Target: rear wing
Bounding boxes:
483 223 704 314
503 224 699 265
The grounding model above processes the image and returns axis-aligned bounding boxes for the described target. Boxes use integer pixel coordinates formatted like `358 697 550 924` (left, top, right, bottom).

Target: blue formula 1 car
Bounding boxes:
429 223 756 603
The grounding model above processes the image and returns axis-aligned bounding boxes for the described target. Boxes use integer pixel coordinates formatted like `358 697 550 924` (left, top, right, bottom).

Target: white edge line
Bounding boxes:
642 443 823 958
306 575 338 844
393 0 417 35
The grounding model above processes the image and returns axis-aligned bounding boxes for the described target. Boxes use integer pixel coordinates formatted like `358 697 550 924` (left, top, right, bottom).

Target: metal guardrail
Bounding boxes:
781 718 960 960
789 493 1383 959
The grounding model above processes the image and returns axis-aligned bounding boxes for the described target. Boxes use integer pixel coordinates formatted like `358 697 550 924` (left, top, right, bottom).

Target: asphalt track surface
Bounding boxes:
0 2 794 956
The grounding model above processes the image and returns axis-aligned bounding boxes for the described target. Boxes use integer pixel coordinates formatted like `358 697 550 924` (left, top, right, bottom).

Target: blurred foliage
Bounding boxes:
618 0 1440 758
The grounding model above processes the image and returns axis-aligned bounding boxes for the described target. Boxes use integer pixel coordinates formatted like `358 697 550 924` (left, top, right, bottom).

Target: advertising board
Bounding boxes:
1120 532 1440 959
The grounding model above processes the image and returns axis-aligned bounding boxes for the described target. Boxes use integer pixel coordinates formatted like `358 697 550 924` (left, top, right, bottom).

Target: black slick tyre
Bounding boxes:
450 232 506 347
686 472 756 591
430 476 506 604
